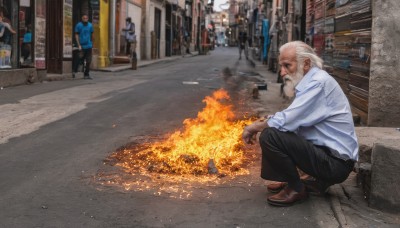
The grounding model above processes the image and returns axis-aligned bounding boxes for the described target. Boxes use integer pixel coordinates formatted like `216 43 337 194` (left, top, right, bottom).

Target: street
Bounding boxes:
0 48 336 227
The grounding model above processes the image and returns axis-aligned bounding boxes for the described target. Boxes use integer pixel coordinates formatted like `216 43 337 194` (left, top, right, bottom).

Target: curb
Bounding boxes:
95 52 200 73
43 52 200 81
329 185 349 228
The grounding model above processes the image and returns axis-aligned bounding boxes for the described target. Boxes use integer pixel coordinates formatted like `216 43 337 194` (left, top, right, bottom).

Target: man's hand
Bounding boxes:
78 45 82 51
242 120 269 145
242 126 256 144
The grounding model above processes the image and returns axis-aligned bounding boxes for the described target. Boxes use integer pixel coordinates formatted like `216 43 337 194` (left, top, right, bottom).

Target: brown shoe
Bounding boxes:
267 182 287 193
267 186 309 207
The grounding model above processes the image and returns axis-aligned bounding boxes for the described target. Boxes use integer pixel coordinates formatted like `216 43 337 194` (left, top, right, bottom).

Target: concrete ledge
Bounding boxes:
356 127 400 148
355 127 400 213
369 140 400 213
0 68 39 88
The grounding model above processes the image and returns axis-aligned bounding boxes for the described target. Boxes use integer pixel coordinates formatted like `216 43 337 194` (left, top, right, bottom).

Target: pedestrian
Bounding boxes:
122 17 136 56
0 15 16 45
242 41 358 207
183 27 191 55
21 25 32 62
72 14 94 79
0 14 16 68
238 30 247 60
201 27 209 54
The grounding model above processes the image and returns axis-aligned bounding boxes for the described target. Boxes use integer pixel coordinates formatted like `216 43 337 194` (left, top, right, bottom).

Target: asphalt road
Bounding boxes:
0 48 337 227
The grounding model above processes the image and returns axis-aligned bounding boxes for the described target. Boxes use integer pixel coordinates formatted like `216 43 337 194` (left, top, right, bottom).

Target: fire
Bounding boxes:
108 89 253 179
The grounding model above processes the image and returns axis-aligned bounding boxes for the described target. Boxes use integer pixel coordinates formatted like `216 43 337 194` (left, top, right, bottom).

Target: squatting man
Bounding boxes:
242 41 359 207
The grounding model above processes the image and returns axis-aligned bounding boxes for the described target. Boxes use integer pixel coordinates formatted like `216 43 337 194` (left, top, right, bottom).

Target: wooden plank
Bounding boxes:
349 73 369 91
350 68 370 77
349 91 369 113
332 67 349 80
349 85 369 98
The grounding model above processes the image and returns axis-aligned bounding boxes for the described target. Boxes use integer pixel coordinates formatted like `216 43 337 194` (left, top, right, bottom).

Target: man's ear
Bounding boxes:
303 58 311 72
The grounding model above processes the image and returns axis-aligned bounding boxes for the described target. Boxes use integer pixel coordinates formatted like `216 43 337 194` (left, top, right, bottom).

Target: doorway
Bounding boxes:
46 0 63 73
154 7 161 59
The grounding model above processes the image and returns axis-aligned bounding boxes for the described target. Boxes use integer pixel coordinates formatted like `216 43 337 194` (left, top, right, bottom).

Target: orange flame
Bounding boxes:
110 89 252 177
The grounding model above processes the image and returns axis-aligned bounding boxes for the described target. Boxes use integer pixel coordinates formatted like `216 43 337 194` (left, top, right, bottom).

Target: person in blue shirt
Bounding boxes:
22 25 32 61
242 41 359 207
73 14 94 79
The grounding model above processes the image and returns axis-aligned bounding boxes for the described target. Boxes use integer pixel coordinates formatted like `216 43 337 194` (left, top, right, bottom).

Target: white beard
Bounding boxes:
289 68 304 87
282 67 304 98
283 75 295 98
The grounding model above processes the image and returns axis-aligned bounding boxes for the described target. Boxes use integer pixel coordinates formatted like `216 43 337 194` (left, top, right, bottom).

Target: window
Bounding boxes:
0 0 18 69
19 0 34 67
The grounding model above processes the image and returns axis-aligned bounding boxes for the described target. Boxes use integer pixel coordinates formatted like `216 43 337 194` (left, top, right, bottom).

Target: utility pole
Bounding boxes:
109 0 116 64
287 0 294 42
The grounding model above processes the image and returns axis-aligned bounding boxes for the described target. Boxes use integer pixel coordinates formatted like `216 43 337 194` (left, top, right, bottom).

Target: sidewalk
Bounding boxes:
247 53 400 227
46 52 199 80
96 52 199 72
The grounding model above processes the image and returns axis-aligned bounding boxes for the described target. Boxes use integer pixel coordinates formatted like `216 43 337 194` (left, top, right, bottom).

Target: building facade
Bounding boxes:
0 0 47 86
248 0 400 126
1 0 208 87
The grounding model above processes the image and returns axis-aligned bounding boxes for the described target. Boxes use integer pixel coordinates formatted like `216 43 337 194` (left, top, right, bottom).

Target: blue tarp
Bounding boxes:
262 19 270 61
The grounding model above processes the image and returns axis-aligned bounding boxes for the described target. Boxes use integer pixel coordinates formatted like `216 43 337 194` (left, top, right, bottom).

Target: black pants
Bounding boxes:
73 48 92 76
22 43 31 60
126 40 131 55
259 128 354 187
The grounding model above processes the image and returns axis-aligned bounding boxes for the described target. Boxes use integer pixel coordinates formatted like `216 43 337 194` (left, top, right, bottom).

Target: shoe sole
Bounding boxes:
267 196 308 207
268 185 327 196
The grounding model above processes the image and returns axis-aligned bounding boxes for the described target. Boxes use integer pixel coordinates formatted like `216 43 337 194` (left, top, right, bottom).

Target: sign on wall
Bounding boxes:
35 0 46 69
20 0 30 7
63 0 73 58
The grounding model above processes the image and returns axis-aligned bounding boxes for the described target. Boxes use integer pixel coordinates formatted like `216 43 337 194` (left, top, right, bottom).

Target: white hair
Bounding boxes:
279 41 324 69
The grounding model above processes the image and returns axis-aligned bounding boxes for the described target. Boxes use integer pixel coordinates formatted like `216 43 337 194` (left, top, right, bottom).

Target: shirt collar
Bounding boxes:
295 67 320 92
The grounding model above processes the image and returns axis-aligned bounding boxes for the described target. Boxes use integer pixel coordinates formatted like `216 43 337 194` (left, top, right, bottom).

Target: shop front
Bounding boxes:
0 0 46 87
46 0 106 75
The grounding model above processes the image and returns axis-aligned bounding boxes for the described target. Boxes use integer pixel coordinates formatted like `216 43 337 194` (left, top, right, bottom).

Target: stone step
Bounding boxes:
113 56 130 64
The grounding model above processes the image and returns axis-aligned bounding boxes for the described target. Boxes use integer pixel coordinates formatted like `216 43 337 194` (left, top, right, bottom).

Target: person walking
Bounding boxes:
122 17 136 57
183 27 191 55
72 14 94 79
238 31 247 60
242 41 358 207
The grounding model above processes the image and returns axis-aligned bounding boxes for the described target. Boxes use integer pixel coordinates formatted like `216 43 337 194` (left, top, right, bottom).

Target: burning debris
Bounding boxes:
207 159 219 174
106 89 253 179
